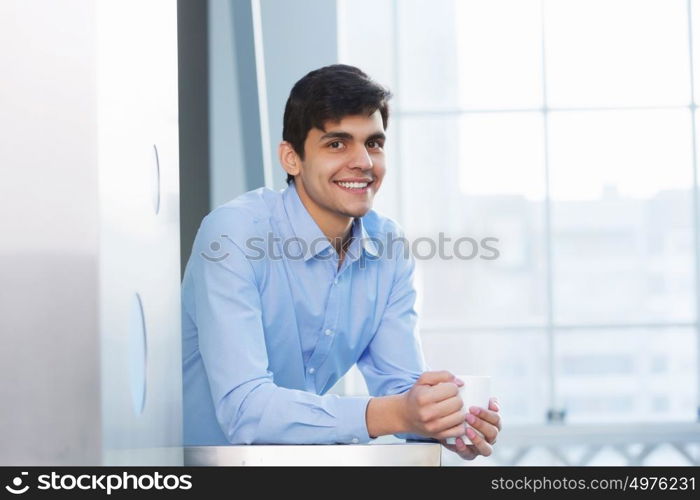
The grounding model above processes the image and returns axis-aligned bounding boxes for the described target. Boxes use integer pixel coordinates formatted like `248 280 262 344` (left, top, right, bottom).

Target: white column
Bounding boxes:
0 0 182 465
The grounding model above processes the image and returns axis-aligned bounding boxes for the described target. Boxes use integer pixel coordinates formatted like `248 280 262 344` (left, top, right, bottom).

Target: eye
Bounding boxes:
328 141 344 150
367 140 384 150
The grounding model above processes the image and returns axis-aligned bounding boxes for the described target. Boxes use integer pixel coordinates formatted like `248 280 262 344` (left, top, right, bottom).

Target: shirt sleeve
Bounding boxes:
355 229 436 442
191 209 371 445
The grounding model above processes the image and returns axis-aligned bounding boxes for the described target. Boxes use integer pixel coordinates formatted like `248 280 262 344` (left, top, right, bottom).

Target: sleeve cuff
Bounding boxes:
330 395 372 444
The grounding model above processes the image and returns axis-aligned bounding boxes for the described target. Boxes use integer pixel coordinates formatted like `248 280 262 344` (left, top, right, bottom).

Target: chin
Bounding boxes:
346 205 372 218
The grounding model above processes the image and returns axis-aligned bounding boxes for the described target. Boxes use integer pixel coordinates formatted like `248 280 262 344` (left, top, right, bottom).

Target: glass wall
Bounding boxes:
338 0 699 426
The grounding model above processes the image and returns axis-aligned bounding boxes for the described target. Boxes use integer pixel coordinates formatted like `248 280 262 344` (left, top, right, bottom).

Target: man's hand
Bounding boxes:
441 397 502 460
400 371 469 440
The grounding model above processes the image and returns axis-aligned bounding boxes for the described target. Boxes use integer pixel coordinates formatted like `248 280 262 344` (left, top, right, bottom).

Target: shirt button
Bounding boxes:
333 277 339 285
351 437 359 444
324 329 333 336
308 367 315 374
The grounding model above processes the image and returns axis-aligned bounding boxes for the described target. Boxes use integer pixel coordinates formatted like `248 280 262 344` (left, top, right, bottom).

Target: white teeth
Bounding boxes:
337 181 369 189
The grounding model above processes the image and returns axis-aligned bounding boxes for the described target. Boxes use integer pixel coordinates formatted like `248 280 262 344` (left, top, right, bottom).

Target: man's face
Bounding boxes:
294 110 386 220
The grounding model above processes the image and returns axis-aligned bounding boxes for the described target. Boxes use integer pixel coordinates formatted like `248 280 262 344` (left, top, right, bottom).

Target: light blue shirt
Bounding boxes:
182 182 430 445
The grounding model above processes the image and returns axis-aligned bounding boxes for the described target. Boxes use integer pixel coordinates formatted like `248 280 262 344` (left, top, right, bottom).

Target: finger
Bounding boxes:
440 438 458 450
417 370 458 386
469 406 502 431
466 427 493 457
460 447 479 460
430 394 465 417
426 409 469 437
466 414 498 444
421 394 463 422
423 382 461 404
434 420 469 440
488 397 500 412
441 438 477 460
455 437 478 460
442 438 478 460
440 440 457 452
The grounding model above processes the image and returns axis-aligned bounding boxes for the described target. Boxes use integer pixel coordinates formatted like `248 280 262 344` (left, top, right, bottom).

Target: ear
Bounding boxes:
279 141 301 178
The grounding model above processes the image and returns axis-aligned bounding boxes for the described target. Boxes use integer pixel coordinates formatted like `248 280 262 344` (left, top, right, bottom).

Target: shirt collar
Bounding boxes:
282 182 379 262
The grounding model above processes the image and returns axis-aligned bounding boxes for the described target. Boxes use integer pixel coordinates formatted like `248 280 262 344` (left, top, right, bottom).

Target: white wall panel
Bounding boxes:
97 0 181 465
0 0 101 466
0 0 181 465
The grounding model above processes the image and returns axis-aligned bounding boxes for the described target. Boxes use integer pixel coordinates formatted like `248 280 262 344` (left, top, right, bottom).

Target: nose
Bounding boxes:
348 145 373 170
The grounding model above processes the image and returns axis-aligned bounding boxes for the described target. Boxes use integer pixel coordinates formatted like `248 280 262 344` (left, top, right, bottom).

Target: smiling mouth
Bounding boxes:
333 179 374 193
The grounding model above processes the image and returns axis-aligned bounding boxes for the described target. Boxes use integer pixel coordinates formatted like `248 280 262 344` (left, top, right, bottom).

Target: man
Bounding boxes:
182 64 501 460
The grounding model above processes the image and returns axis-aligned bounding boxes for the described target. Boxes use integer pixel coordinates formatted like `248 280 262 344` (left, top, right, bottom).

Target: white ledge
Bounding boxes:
184 442 442 466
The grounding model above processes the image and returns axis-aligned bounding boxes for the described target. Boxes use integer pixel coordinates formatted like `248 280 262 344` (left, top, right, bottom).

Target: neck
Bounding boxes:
293 180 354 254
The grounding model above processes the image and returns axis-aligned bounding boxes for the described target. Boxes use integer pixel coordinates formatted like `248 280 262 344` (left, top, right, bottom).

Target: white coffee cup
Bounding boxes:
445 375 492 445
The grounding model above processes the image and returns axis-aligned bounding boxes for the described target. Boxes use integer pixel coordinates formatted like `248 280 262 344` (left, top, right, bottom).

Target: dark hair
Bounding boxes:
282 64 392 184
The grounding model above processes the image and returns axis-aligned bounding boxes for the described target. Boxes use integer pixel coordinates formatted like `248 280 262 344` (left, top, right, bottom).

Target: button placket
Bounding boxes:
305 270 347 389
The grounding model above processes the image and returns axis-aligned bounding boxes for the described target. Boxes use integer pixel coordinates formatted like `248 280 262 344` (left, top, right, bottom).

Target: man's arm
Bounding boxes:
357 225 466 441
365 372 467 440
355 223 504 454
365 394 408 437
189 208 370 444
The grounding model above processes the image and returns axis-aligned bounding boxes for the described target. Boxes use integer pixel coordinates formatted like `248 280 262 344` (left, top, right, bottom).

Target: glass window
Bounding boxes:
549 110 695 324
455 0 543 110
396 0 461 111
421 330 549 424
338 0 699 427
556 328 697 423
545 0 690 107
408 113 548 327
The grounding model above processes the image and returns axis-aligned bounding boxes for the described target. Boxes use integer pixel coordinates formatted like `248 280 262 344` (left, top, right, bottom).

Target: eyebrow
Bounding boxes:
318 131 386 143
